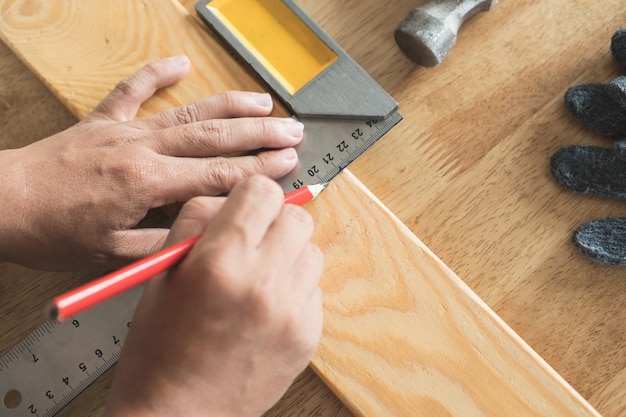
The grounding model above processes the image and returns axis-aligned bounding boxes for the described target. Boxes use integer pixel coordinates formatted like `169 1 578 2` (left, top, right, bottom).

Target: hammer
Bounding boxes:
394 0 499 66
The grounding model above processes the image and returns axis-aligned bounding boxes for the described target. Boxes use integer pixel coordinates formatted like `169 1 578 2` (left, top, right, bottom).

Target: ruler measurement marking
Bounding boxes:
283 114 402 194
1 287 141 416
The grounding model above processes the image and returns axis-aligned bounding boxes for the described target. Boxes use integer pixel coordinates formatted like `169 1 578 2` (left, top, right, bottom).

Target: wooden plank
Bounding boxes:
308 173 597 416
295 0 626 408
0 0 601 416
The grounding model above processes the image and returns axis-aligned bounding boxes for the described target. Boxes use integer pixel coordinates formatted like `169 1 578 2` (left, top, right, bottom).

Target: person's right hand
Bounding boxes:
103 175 324 417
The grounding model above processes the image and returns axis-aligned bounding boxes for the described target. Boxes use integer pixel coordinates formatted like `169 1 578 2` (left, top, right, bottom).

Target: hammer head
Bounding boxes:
394 0 498 67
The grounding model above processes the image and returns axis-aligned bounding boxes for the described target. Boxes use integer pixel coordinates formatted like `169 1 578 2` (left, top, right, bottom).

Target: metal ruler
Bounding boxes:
194 0 403 195
0 287 142 416
0 1 403 415
276 114 402 193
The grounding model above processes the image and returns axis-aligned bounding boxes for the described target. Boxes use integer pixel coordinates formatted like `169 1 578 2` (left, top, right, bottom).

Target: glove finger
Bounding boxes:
551 145 626 200
564 83 626 137
573 217 626 266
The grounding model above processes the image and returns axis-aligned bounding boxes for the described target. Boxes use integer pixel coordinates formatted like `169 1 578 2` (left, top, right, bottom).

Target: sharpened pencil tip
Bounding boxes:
309 182 329 198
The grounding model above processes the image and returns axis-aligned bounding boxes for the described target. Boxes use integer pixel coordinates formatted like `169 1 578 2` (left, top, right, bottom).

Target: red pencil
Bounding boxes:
47 183 328 321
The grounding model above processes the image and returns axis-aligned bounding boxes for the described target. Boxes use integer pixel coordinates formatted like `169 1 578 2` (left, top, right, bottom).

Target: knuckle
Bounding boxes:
194 244 241 285
255 117 276 138
103 153 156 192
207 157 245 193
113 76 141 98
129 155 157 182
174 104 200 124
200 120 229 153
141 61 160 83
113 62 158 97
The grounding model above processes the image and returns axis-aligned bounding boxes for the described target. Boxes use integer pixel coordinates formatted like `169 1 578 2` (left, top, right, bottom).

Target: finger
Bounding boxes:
164 196 226 247
201 175 285 251
148 117 304 157
259 204 315 268
90 56 191 122
135 91 274 129
151 149 298 205
104 197 225 267
107 228 170 268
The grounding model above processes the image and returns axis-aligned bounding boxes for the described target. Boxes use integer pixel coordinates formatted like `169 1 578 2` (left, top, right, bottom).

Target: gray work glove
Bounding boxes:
551 28 626 265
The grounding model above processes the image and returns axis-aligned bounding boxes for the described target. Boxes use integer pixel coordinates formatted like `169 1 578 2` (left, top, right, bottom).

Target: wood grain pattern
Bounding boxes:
0 0 265 120
309 172 597 416
0 0 617 415
293 0 626 413
296 1 626 409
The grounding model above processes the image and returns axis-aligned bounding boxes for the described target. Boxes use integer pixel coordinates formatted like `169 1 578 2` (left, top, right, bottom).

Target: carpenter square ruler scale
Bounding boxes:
0 1 402 416
196 0 402 193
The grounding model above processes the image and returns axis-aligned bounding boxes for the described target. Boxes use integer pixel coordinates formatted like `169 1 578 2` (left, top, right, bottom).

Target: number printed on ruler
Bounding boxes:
279 113 403 193
0 286 142 417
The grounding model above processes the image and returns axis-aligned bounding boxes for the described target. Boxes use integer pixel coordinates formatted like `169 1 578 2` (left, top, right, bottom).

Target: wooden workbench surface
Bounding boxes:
1 0 626 416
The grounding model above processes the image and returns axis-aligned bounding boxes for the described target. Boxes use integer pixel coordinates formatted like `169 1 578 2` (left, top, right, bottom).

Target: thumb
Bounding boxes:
107 197 225 267
90 55 191 122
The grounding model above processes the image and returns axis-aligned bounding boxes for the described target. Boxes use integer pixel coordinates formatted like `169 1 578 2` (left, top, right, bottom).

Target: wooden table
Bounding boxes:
1 0 626 416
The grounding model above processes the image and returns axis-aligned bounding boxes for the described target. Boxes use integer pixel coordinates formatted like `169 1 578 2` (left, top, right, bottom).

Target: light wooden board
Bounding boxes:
293 0 626 413
293 1 626 410
0 0 610 416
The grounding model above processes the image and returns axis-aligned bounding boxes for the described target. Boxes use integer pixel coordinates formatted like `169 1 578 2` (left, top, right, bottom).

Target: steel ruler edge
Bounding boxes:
0 0 403 415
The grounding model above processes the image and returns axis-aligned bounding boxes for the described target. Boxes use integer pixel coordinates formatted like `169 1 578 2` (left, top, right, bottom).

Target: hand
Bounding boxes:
0 56 303 270
103 175 324 417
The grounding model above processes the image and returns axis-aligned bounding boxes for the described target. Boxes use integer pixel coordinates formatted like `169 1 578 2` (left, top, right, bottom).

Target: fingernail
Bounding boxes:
251 92 272 109
275 147 297 161
168 55 190 66
283 119 304 139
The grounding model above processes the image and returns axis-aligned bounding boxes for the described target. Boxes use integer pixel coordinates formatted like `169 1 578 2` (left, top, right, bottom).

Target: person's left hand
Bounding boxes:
0 56 303 270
